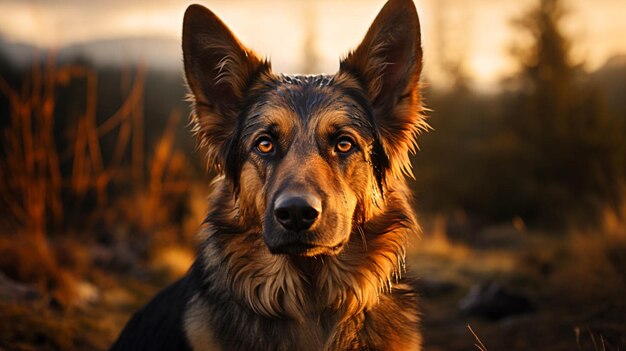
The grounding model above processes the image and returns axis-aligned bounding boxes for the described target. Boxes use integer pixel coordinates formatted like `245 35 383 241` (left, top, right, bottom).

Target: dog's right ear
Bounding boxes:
340 0 425 182
183 4 270 171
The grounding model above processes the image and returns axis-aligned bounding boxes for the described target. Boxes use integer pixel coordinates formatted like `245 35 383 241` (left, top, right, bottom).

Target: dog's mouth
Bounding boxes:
262 203 352 257
268 241 346 257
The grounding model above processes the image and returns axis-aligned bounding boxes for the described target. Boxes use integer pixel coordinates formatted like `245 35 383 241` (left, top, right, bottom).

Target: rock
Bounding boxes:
0 272 40 302
459 281 534 320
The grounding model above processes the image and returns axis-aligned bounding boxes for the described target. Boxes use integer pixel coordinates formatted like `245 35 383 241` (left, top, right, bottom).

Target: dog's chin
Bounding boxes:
267 241 346 257
262 221 352 257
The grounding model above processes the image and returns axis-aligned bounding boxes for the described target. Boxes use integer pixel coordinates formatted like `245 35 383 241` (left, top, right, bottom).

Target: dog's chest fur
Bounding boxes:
183 280 421 351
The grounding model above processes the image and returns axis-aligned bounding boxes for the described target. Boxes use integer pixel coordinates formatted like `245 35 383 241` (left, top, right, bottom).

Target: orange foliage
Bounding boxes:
0 54 194 306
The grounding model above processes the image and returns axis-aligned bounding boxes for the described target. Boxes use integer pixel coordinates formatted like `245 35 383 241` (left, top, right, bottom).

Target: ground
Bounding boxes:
0 221 624 350
412 219 626 350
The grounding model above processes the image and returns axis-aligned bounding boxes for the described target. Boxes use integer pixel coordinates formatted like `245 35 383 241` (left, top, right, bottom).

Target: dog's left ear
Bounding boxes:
183 4 270 172
340 0 426 178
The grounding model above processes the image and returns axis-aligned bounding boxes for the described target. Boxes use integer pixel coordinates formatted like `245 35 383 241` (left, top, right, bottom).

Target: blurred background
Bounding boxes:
0 0 624 350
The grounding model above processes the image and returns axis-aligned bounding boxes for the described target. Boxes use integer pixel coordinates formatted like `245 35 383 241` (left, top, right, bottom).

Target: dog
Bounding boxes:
111 0 426 349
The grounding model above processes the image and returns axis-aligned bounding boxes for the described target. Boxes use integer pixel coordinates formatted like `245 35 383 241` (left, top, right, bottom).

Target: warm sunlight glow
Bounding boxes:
112 10 183 39
0 4 50 46
469 55 508 90
0 0 624 89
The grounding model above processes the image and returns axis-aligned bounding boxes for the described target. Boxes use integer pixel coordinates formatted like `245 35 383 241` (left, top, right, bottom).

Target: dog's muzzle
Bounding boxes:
264 192 342 256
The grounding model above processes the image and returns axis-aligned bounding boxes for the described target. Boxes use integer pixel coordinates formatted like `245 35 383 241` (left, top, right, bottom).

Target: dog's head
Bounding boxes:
183 0 425 257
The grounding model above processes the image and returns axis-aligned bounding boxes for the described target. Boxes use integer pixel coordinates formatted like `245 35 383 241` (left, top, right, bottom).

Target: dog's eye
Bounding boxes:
335 137 354 154
255 137 274 154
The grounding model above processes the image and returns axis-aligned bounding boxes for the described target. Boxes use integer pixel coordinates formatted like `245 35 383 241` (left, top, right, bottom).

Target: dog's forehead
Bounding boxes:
273 74 338 112
242 72 374 140
252 73 358 123
279 74 335 87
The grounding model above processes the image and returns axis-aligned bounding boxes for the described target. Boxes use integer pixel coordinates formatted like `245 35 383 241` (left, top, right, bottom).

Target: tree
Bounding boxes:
510 0 623 226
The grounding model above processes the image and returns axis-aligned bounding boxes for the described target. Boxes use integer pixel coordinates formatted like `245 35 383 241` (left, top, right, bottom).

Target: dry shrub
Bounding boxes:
559 192 626 302
0 58 118 306
114 110 194 233
54 238 92 278
0 234 78 307
414 214 470 258
516 219 626 311
149 245 194 278
1 55 196 307
566 234 625 298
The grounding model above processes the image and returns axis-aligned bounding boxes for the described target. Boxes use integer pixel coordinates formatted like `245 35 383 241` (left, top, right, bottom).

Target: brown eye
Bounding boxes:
256 138 274 154
335 137 354 153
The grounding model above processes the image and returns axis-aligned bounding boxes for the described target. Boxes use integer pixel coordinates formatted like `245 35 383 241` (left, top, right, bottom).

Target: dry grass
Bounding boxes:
0 54 196 308
411 210 626 351
468 324 488 351
0 54 203 350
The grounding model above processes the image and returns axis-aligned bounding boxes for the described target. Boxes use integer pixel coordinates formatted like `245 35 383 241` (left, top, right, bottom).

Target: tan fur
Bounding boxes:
198 181 417 325
184 294 221 351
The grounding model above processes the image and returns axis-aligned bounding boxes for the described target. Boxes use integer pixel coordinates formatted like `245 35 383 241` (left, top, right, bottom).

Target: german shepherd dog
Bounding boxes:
112 0 426 349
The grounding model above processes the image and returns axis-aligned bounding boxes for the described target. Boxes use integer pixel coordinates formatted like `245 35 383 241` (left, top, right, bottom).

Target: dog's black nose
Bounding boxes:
274 194 321 231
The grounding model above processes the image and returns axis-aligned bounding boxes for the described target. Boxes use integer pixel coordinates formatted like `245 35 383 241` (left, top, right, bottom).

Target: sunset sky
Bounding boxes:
1 0 625 90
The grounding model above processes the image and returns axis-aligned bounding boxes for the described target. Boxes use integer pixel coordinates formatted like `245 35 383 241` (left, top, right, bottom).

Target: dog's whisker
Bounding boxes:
357 225 368 251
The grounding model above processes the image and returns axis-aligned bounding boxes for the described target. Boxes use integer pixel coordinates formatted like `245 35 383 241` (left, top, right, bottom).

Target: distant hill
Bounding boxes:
0 40 38 68
0 36 181 71
57 36 181 70
591 54 626 114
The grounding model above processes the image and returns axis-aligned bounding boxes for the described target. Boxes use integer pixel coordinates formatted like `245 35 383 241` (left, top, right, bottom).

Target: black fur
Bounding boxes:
110 267 203 350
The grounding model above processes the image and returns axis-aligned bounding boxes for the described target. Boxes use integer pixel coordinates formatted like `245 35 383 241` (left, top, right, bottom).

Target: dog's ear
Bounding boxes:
340 0 426 179
183 4 270 171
